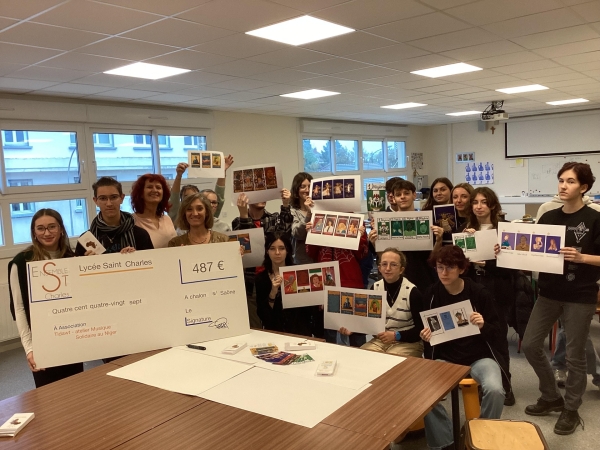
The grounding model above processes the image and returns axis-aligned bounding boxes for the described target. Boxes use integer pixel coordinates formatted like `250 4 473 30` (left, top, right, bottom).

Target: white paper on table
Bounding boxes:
310 175 361 213
107 347 252 395
323 286 387 335
372 211 433 252
77 231 106 255
177 333 258 365
452 229 497 261
199 366 370 428
222 228 265 268
306 210 363 251
188 150 225 179
496 222 565 274
279 261 341 308
420 300 479 346
230 163 283 204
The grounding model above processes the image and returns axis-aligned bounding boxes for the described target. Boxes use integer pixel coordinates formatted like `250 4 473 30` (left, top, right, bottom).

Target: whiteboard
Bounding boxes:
528 155 600 196
505 110 600 158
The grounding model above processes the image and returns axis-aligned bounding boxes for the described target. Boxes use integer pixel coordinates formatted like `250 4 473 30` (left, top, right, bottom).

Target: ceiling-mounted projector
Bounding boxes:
481 100 509 121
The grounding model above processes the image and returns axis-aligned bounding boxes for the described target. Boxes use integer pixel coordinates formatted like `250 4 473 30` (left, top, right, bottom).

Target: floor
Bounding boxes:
1 321 600 449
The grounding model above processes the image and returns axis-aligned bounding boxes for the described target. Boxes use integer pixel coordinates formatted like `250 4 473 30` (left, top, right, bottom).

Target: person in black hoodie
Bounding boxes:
420 246 505 450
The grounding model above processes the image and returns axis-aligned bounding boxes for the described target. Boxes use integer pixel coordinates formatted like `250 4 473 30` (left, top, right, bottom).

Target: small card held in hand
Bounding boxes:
77 231 106 255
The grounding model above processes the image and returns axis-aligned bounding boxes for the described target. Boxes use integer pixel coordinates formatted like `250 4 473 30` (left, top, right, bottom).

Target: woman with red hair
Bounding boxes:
131 174 177 248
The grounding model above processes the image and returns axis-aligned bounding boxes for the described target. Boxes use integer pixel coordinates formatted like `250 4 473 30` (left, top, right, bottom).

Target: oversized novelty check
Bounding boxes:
28 242 249 368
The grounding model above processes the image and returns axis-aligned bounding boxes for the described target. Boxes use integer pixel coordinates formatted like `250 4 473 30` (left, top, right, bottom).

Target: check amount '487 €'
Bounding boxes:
192 261 224 273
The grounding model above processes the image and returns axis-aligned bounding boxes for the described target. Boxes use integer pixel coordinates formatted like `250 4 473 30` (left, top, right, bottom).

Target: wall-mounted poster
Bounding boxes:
496 222 565 274
324 286 387 335
306 210 364 251
310 175 361 213
188 150 225 178
419 300 479 346
371 210 433 252
433 204 457 243
223 228 265 269
366 183 386 212
231 163 283 204
452 229 497 261
280 261 341 309
465 161 494 185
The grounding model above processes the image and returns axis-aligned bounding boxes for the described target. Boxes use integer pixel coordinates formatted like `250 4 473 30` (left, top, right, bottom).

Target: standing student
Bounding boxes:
451 182 474 231
420 246 505 450
75 177 153 255
519 162 600 435
255 232 312 336
422 177 453 211
131 174 177 249
359 248 424 357
290 172 315 264
9 209 84 388
464 186 514 405
200 188 231 233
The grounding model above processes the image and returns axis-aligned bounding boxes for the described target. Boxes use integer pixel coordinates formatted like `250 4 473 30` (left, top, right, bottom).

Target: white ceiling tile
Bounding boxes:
336 66 400 81
41 83 113 95
177 0 300 32
0 77 58 91
76 37 176 60
139 93 196 103
0 42 62 65
0 22 107 51
295 58 368 75
95 0 213 16
292 75 354 88
364 73 421 85
127 80 193 93
482 8 584 38
40 53 134 72
552 50 600 65
528 72 589 83
269 0 349 13
313 0 433 29
0 0 65 20
441 41 526 61
96 88 159 99
168 71 237 86
0 17 18 30
9 66 93 82
122 18 234 48
397 79 450 89
571 60 600 71
384 54 459 72
193 34 287 59
494 60 561 74
213 91 271 102
366 12 471 42
511 25 600 49
204 60 279 77
324 81 377 93
591 21 600 34
445 0 564 26
417 83 471 94
515 66 577 79
32 1 161 35
143 50 234 70
545 78 598 88
441 69 504 83
248 69 314 83
468 51 546 69
572 2 600 22
462 74 524 87
247 47 330 67
0 62 26 77
346 44 429 65
208 78 272 91
301 31 395 56
71 73 139 88
534 38 600 58
174 86 237 98
408 28 502 53
184 98 237 107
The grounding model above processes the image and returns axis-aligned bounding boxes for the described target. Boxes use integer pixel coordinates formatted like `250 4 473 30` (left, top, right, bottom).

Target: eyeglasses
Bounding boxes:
35 224 59 234
96 195 121 203
209 201 219 206
436 265 458 273
377 263 400 269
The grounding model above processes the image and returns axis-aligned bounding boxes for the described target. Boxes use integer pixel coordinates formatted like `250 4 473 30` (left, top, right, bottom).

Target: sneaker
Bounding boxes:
554 409 584 435
554 369 567 388
504 390 516 406
525 397 564 416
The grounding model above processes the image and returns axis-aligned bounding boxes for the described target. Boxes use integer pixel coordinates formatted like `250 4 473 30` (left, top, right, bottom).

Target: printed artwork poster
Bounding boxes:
419 300 479 346
281 261 341 309
324 286 386 335
188 150 225 179
372 211 434 252
306 210 364 251
230 163 283 204
310 175 361 213
433 204 458 242
366 183 387 212
496 222 565 274
451 229 497 262
223 228 266 269
465 161 494 186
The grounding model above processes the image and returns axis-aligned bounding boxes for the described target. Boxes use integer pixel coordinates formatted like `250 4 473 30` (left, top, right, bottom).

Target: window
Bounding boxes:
2 130 29 148
8 180 35 214
0 210 4 246
11 198 88 244
335 139 358 172
93 133 114 148
134 134 152 145
362 177 385 199
387 141 406 169
303 139 332 173
159 134 207 180
183 135 206 149
363 141 384 171
93 132 152 182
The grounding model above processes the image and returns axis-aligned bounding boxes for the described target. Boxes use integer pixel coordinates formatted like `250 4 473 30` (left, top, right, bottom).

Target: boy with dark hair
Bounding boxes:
519 162 600 435
385 177 402 211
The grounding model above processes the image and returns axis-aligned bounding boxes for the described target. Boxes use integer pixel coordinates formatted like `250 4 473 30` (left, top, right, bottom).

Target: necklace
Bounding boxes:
189 231 210 245
386 281 402 307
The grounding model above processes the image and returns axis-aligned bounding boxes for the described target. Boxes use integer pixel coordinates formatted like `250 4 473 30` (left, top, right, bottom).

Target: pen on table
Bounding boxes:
187 344 206 351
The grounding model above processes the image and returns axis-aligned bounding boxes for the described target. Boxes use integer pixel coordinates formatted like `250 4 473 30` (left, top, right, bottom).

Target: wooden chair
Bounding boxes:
459 378 480 421
464 419 549 450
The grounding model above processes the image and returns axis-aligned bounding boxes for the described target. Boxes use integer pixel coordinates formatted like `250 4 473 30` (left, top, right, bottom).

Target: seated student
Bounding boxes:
420 246 505 450
451 182 474 232
168 193 229 247
359 248 424 357
75 177 153 255
9 209 84 388
255 232 312 336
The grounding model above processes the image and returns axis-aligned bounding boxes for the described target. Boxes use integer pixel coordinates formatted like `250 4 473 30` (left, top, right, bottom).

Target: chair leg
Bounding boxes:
459 379 480 421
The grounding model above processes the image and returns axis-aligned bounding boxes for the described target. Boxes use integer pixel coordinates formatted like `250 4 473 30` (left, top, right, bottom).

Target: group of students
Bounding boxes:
8 158 600 449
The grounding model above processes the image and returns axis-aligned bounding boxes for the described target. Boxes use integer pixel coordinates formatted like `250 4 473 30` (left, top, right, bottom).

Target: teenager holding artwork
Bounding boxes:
464 186 514 406
255 232 312 336
451 182 474 232
290 172 315 264
422 177 453 211
420 246 506 450
518 162 600 435
360 248 424 357
9 209 83 387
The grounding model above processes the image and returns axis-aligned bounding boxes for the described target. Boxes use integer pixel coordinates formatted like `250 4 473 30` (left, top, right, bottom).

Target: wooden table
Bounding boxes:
0 350 469 450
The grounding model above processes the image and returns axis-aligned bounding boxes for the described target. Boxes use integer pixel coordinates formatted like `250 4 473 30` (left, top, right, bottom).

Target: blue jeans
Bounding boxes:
550 320 600 386
424 358 504 449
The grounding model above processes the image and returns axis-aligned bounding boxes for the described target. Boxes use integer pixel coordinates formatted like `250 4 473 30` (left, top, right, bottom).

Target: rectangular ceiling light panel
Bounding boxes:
104 62 190 80
411 63 482 78
381 103 427 109
496 84 548 94
446 111 481 116
281 89 340 99
246 16 354 46
546 98 589 105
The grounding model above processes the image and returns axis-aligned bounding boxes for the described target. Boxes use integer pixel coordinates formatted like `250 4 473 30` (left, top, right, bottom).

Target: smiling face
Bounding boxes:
299 179 311 202
433 182 451 204
378 251 404 284
204 191 219 214
185 199 206 229
472 193 491 222
393 189 416 211
268 239 287 266
34 215 62 252
143 179 163 205
452 187 471 213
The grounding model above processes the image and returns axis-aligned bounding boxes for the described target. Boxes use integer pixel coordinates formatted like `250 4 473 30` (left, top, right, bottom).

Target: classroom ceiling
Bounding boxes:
1 0 600 125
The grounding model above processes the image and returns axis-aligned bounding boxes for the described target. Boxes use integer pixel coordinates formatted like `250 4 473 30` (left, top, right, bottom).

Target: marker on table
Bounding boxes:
187 344 206 351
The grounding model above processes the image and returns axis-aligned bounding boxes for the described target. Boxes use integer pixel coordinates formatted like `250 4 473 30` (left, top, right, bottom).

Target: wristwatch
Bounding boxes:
395 331 401 341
